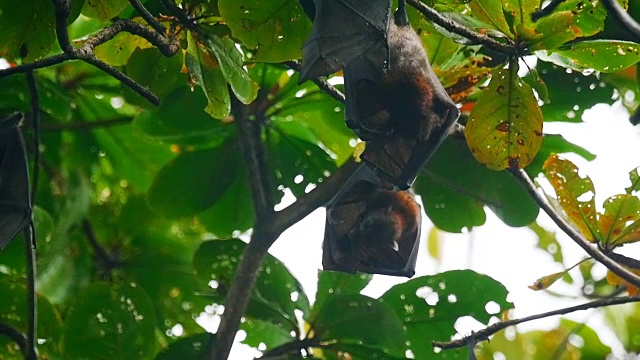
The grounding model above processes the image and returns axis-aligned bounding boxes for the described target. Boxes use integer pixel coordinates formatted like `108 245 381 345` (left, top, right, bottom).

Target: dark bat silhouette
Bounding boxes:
0 112 32 250
323 165 421 277
300 0 460 190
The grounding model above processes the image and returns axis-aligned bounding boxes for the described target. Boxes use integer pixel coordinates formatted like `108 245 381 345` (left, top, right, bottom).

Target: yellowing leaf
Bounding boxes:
465 66 543 170
627 167 640 194
427 226 441 261
600 195 640 247
607 269 640 296
543 154 601 242
529 270 565 291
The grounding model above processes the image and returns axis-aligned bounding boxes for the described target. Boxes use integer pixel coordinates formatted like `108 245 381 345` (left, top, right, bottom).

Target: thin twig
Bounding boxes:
40 117 133 131
161 0 200 33
22 225 37 360
510 169 640 289
0 321 27 356
433 295 640 349
128 0 167 36
259 338 319 359
602 0 640 42
284 61 345 102
407 0 516 55
25 68 40 201
531 0 566 21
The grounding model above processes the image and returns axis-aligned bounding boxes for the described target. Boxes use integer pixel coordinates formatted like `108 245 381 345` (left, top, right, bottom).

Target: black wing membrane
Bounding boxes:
299 0 392 82
0 112 32 250
323 164 420 277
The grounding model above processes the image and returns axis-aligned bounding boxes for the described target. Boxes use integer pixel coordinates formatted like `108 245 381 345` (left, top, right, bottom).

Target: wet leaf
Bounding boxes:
543 154 601 242
466 66 543 170
540 41 640 73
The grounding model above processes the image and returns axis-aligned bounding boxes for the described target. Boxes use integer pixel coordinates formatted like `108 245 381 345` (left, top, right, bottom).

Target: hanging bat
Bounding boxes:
322 164 421 277
300 0 460 190
0 112 32 250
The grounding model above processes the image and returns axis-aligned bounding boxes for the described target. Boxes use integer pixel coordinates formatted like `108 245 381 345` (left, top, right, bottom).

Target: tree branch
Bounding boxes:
128 0 167 36
509 168 640 289
81 219 121 270
602 0 640 42
0 0 182 106
209 95 278 360
433 295 640 350
259 338 319 359
531 0 566 21
283 61 345 102
407 0 517 55
0 321 27 356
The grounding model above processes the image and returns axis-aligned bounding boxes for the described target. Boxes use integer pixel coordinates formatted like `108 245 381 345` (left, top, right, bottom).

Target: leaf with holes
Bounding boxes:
192 239 311 349
313 271 372 318
540 41 640 73
379 270 513 360
525 11 581 51
529 222 564 264
218 0 312 62
311 293 406 359
600 194 640 247
62 283 157 359
543 154 601 242
465 66 543 170
626 167 640 194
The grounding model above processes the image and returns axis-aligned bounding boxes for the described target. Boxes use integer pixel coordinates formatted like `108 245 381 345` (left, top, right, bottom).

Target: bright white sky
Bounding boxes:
234 100 640 358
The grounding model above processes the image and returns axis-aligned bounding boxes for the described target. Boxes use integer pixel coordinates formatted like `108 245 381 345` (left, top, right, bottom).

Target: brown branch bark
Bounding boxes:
433 295 640 350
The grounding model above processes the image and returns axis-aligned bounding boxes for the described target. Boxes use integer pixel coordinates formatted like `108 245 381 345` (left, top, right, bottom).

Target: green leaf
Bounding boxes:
415 176 487 233
62 283 158 359
81 0 129 20
204 35 259 104
126 228 208 337
540 40 640 73
125 48 184 98
313 271 372 318
532 61 615 123
468 0 513 36
558 319 611 359
193 239 310 349
95 32 153 67
312 294 406 358
527 134 596 176
525 11 581 51
0 0 56 62
156 333 211 360
627 167 640 194
529 222 564 263
134 87 234 146
465 66 543 170
600 194 640 246
380 270 513 360
196 172 253 238
0 274 63 358
186 32 231 119
555 0 610 37
543 154 601 242
267 118 337 198
418 137 539 229
0 206 54 275
503 0 537 29
218 0 312 62
147 141 239 218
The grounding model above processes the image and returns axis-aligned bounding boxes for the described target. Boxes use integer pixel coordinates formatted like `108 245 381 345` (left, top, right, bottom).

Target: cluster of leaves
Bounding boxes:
1 0 640 358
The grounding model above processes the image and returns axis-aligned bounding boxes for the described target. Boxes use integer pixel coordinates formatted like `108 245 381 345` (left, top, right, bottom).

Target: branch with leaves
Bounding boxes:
433 295 640 350
0 0 180 106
